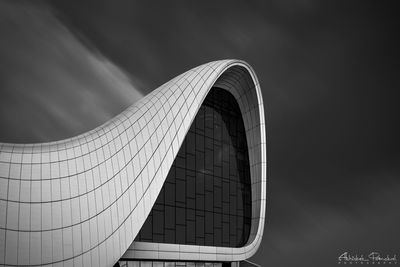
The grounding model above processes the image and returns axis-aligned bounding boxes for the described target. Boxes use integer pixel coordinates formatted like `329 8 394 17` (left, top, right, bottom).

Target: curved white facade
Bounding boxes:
0 60 266 266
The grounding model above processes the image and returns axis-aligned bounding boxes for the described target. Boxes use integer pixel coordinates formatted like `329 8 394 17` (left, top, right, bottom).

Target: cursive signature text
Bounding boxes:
338 252 397 264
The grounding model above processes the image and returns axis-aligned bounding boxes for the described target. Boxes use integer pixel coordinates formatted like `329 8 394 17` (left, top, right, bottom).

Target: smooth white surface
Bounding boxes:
0 60 266 266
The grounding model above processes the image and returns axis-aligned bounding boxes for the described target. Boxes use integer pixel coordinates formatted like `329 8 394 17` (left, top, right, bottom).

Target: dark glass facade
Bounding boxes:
135 88 251 247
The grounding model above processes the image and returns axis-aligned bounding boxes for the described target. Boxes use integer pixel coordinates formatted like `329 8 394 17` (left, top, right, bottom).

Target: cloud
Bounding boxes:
1 1 398 266
0 1 143 143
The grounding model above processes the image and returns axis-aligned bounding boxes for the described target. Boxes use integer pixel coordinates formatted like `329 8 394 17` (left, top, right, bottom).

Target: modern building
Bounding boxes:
0 60 266 267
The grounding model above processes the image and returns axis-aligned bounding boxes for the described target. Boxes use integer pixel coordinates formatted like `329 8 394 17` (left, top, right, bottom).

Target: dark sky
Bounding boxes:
1 1 399 266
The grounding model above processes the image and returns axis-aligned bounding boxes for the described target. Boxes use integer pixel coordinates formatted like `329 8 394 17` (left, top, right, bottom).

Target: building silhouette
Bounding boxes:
0 60 266 266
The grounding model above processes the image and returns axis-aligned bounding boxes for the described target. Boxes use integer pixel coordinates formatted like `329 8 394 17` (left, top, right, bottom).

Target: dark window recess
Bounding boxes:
135 88 252 247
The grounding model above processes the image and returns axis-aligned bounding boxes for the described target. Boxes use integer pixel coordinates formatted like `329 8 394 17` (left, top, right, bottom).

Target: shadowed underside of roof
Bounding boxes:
0 60 266 266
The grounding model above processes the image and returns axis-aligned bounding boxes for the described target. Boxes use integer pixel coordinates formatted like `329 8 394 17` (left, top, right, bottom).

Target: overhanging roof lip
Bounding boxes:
0 59 257 147
126 59 266 259
0 59 266 265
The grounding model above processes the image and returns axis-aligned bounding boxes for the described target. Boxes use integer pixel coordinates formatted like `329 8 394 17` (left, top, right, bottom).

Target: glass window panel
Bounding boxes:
230 195 237 216
204 174 213 192
205 127 213 139
205 212 213 234
196 194 204 211
205 233 214 247
195 173 204 195
186 198 195 211
186 176 195 198
222 181 229 202
176 167 185 181
175 156 185 168
153 234 163 243
244 223 250 242
237 216 243 233
204 106 214 129
189 121 196 133
186 154 195 171
165 229 175 243
165 183 175 206
222 222 229 244
214 166 222 180
196 237 205 246
205 149 213 172
165 206 175 229
196 152 204 172
135 88 252 248
186 220 195 244
195 134 204 152
214 187 222 209
186 133 195 155
153 210 164 235
204 191 213 212
214 228 222 245
222 161 229 178
214 121 222 142
230 215 237 236
176 225 186 244
214 213 222 229
213 145 221 166
196 107 205 132
223 202 230 216
186 208 195 221
195 215 204 239
176 207 185 225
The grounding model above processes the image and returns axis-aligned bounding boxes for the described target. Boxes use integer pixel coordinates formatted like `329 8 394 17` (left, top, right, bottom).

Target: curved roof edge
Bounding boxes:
0 60 266 266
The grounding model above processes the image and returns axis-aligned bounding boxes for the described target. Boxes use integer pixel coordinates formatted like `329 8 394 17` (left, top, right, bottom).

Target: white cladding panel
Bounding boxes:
0 60 266 266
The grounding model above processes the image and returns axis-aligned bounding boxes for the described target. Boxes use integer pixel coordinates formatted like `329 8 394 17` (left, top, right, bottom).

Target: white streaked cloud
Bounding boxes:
0 1 143 143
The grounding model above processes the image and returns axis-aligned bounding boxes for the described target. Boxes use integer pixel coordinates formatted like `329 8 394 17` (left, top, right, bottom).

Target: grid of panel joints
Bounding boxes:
135 88 252 248
1 61 258 266
213 66 265 215
0 61 220 266
230 70 265 246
